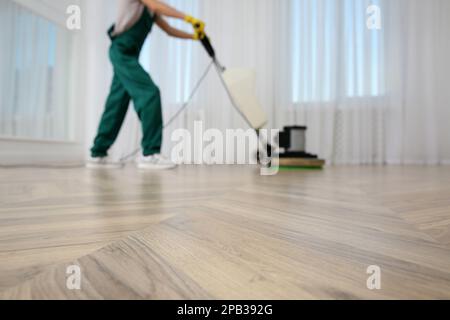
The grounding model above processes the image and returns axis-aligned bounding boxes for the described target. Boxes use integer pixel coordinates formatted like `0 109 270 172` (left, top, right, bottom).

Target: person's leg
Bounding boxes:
111 54 163 156
90 74 131 157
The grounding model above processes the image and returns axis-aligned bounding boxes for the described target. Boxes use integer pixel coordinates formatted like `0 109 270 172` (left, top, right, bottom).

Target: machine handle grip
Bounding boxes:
201 35 216 59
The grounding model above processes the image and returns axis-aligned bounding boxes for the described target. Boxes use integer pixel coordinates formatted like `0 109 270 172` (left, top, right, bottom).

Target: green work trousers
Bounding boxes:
91 9 162 157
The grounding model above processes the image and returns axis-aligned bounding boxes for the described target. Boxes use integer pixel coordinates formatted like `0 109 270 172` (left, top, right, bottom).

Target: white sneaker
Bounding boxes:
86 156 124 169
136 154 177 170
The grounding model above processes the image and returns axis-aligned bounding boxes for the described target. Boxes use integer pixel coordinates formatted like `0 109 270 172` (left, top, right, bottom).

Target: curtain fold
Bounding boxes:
384 0 450 164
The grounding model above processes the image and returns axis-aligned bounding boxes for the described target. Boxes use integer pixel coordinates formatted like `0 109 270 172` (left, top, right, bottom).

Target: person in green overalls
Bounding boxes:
87 0 205 170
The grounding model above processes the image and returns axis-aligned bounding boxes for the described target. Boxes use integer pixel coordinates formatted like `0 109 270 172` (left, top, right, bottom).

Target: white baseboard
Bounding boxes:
0 139 85 165
386 159 450 166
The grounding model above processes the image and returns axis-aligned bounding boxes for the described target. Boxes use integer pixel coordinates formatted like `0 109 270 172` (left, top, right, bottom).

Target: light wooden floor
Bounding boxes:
1 165 450 299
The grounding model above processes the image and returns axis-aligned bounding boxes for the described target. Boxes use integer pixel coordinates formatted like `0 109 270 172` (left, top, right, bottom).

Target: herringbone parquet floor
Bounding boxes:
1 165 450 299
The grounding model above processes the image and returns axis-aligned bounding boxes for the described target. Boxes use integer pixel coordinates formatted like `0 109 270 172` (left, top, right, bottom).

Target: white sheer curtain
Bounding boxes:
85 0 450 164
282 0 450 164
0 0 72 141
283 0 386 164
384 0 450 164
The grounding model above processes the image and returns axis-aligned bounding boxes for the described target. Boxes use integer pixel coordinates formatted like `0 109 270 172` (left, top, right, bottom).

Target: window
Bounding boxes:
290 0 385 103
0 0 73 141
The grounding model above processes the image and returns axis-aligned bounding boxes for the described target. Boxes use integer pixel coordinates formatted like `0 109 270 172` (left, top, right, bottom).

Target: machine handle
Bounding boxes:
201 35 216 59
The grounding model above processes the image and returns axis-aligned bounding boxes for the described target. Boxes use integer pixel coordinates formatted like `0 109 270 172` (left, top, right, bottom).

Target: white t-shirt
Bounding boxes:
112 0 147 36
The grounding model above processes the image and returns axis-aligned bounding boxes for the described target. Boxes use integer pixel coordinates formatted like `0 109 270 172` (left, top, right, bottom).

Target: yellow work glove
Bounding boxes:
185 15 206 40
192 31 205 40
